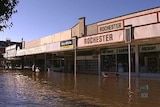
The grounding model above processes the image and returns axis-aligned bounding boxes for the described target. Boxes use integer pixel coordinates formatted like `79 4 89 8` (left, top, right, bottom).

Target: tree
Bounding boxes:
0 0 19 31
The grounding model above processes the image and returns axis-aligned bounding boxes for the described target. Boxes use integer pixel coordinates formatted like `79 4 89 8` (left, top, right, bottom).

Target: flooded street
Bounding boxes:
0 70 160 107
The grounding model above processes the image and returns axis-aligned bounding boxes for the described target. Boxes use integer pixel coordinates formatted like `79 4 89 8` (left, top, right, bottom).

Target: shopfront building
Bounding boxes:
4 7 160 77
77 7 160 76
139 44 160 73
78 21 124 74
101 46 135 73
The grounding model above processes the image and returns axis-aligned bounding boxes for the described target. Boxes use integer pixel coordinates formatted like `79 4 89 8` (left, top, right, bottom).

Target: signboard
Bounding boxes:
25 45 46 55
101 49 116 55
134 23 160 39
78 30 124 47
139 44 160 52
101 47 135 55
124 25 132 43
7 49 16 57
98 21 123 33
60 40 73 50
117 47 135 54
5 44 16 51
16 49 26 56
46 42 60 52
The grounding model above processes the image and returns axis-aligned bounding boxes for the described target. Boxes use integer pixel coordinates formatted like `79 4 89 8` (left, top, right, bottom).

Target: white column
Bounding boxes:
98 53 101 75
44 53 46 72
74 45 77 76
128 43 131 90
135 44 139 76
72 36 77 77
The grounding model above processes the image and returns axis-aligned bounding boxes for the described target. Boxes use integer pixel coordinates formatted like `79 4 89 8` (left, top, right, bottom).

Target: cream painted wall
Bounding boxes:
25 7 160 49
40 35 52 45
71 17 85 37
97 7 160 26
125 13 157 26
25 29 71 48
49 30 71 43
158 12 160 22
86 23 97 36
72 24 79 37
134 23 160 39
25 39 41 48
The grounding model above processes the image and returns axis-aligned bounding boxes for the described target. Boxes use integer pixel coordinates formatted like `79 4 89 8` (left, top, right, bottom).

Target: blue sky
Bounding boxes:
0 0 160 42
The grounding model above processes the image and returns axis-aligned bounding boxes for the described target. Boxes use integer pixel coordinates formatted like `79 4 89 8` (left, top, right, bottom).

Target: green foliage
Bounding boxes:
0 0 19 31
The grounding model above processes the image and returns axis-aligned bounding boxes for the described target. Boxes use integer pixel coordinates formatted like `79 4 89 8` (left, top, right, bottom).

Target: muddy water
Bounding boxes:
0 70 160 107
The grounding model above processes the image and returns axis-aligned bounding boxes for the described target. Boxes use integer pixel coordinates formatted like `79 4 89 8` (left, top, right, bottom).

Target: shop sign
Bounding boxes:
25 45 46 55
98 21 123 33
139 44 160 52
5 44 16 51
60 40 73 50
16 49 26 56
101 49 116 55
117 47 135 54
46 42 60 52
6 49 16 57
78 30 123 47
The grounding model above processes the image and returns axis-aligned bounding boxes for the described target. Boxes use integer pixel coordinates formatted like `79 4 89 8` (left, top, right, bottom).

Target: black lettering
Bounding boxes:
99 36 102 42
84 38 87 44
90 37 92 44
99 22 122 32
109 34 113 40
102 35 105 42
84 33 113 44
142 46 156 51
106 34 109 41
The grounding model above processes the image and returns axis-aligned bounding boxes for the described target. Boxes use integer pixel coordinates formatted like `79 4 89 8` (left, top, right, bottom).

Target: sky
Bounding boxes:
0 0 160 42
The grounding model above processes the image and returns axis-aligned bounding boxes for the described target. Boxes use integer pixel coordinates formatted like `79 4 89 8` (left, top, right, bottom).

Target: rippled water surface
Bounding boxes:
0 70 160 107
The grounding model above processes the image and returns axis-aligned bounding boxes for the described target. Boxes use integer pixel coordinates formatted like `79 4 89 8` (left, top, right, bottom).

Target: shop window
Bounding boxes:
117 53 135 72
77 60 98 72
139 52 160 73
101 55 116 72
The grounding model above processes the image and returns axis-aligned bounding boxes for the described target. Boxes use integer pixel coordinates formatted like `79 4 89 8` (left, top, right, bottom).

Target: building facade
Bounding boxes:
0 39 21 69
76 7 160 77
4 7 160 77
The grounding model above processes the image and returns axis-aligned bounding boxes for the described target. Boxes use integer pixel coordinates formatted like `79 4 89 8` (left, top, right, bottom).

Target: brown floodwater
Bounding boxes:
0 70 160 107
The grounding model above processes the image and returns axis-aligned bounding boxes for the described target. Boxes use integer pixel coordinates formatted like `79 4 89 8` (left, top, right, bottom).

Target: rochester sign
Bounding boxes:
84 34 113 44
98 21 123 33
78 30 124 47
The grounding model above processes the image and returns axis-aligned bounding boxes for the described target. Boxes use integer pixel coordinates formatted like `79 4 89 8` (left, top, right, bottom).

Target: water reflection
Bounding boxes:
1 70 160 107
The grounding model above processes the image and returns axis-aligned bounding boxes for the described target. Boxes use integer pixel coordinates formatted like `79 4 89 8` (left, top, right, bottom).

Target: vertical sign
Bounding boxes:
124 25 132 43
124 25 132 91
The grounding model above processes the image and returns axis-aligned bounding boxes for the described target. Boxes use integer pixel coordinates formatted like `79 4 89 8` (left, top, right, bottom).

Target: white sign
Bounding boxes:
16 49 26 56
25 45 46 55
5 44 16 51
7 49 16 57
78 30 124 47
46 42 60 52
134 23 160 39
98 21 123 33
